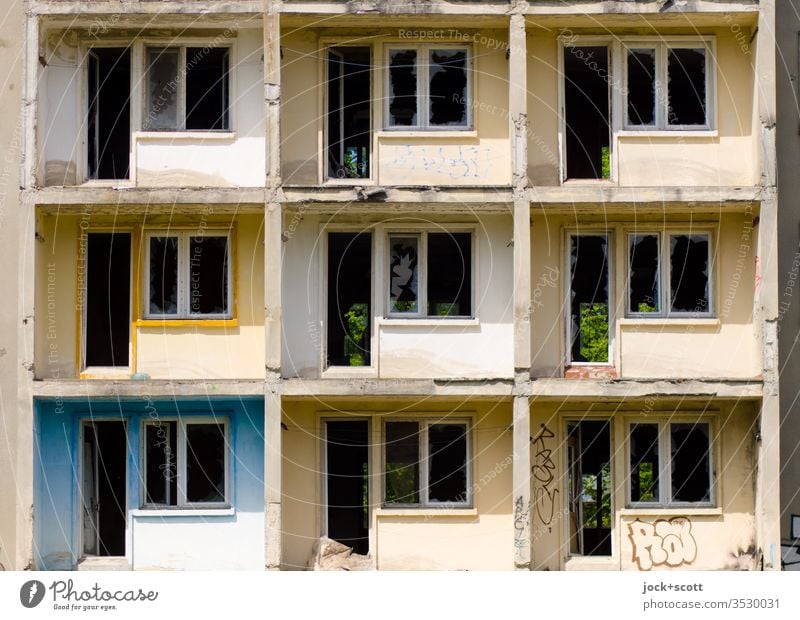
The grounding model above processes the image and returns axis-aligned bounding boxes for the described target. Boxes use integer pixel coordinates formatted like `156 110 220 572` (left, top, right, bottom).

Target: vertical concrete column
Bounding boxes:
21 11 38 189
263 4 283 570
754 0 781 570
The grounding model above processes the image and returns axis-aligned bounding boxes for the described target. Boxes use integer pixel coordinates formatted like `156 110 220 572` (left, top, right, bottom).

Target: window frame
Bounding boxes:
385 228 475 320
622 38 715 132
625 228 715 319
143 229 234 321
625 417 716 509
381 418 472 509
140 416 231 510
383 43 473 131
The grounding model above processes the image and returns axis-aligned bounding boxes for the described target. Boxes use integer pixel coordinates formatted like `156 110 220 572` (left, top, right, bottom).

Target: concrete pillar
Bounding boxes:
513 395 532 569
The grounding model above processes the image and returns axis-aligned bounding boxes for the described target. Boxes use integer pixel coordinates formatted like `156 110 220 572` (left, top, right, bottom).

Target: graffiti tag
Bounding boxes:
628 517 697 571
532 425 559 526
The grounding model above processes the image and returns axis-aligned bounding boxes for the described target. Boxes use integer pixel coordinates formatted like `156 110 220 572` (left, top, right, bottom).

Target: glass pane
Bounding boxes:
188 236 229 315
627 48 656 126
384 422 419 504
667 48 707 126
186 422 226 503
145 48 179 130
388 49 417 126
629 234 660 313
429 49 468 126
569 235 609 362
671 423 711 503
428 424 467 503
144 422 177 505
630 424 659 502
670 234 710 313
389 236 419 314
186 47 229 130
427 232 471 316
149 236 179 315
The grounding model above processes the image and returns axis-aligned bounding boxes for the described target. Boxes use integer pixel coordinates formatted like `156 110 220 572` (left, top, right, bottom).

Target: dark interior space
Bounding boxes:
564 46 610 179
427 233 471 317
86 421 127 557
627 49 656 126
327 232 372 367
85 232 130 367
429 49 468 126
629 234 660 313
667 48 707 126
186 423 226 503
671 423 711 502
572 420 612 557
327 47 371 179
630 423 660 502
87 47 131 180
670 234 709 313
569 235 609 363
427 424 467 503
388 49 418 126
186 47 230 130
188 236 229 315
145 421 177 505
326 421 369 555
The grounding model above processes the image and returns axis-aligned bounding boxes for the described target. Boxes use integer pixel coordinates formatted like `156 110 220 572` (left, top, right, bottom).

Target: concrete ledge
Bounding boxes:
32 379 266 400
31 1 264 16
530 185 761 207
281 378 515 398
529 378 763 401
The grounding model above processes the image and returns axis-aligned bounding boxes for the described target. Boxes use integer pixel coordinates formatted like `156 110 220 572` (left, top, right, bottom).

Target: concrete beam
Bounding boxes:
32 379 266 399
530 185 762 206
529 378 763 401
280 1 511 16
282 378 515 398
30 1 264 16
28 187 266 211
523 1 758 15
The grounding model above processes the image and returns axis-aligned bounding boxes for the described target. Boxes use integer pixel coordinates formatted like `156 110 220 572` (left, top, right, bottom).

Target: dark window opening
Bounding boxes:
384 421 420 505
427 232 471 317
185 422 226 503
564 46 611 180
327 47 371 179
429 49 467 126
148 236 179 315
85 232 131 367
326 421 369 555
327 232 372 367
87 48 131 180
186 47 230 130
627 48 656 126
670 234 709 313
630 423 660 503
189 236 229 315
389 235 419 314
145 48 179 130
388 49 418 126
671 423 711 503
569 235 609 363
667 48 707 126
427 424 467 503
144 421 178 506
629 234 660 314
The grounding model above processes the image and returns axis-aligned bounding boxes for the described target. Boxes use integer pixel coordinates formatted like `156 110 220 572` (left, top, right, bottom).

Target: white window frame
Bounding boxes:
625 417 716 509
143 44 232 132
625 229 714 318
386 229 475 319
143 230 233 320
384 44 473 130
140 417 231 509
622 38 715 131
381 418 472 509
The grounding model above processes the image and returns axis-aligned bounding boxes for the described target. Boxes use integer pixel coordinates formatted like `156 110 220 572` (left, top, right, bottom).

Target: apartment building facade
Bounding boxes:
0 0 781 572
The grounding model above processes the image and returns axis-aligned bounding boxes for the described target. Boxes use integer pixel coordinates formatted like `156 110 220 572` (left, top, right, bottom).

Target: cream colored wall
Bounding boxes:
33 213 265 379
281 399 513 570
531 400 757 571
530 211 759 379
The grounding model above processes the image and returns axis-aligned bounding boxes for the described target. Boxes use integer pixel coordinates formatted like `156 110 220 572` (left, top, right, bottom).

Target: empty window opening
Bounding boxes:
568 234 610 364
567 420 612 557
87 48 131 180
82 421 127 557
327 232 372 367
667 48 706 126
85 232 131 368
626 49 656 127
384 421 420 504
326 421 369 555
327 47 371 179
145 46 230 131
670 234 709 313
670 423 711 503
629 423 660 503
564 46 611 180
628 234 660 314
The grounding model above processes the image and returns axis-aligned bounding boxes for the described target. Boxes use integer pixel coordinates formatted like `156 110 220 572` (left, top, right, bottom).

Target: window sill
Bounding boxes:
135 319 238 328
377 129 478 139
619 317 720 327
134 131 237 141
322 366 377 378
564 556 617 570
79 368 132 380
376 507 477 517
378 317 479 327
132 507 234 517
617 129 718 138
619 506 721 517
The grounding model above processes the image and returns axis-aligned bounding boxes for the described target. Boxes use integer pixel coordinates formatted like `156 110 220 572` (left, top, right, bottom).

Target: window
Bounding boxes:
624 41 712 130
144 46 230 131
567 233 610 363
327 47 371 179
627 232 712 317
142 418 229 507
87 47 131 179
628 420 713 506
388 231 472 317
386 45 470 129
145 231 232 320
383 420 470 507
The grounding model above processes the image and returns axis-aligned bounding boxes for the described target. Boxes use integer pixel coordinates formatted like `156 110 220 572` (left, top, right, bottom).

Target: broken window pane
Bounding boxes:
149 236 179 315
667 48 707 126
185 422 226 503
145 48 179 130
389 236 419 314
188 236 229 316
186 47 229 130
627 48 656 126
427 232 471 316
327 47 371 179
384 422 420 504
670 423 711 503
429 49 468 126
428 423 467 503
388 49 417 126
144 422 177 506
629 234 660 313
569 235 609 363
630 424 659 502
670 234 709 313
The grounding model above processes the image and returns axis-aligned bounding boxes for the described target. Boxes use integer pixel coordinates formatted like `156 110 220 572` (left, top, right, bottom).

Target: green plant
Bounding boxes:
637 302 658 313
579 302 609 363
344 148 360 179
392 299 417 313
601 146 611 179
344 303 368 366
